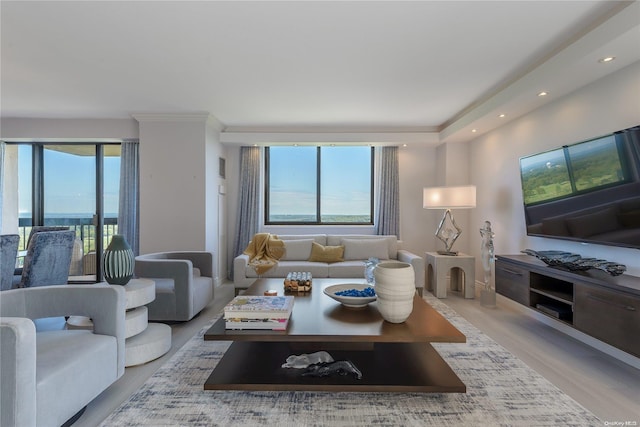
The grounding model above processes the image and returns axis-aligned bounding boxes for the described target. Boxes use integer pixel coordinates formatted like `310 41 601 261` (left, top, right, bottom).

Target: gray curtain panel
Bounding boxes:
232 146 261 266
375 146 400 238
118 139 140 256
0 141 4 232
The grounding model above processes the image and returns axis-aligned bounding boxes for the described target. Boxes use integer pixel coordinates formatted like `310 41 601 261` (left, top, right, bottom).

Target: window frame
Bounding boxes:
264 146 375 225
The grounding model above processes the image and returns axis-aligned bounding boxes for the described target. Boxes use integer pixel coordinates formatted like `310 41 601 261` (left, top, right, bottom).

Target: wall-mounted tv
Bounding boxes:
520 124 640 249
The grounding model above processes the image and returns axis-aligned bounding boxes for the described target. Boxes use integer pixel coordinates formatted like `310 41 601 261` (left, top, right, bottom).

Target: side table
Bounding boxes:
66 279 172 367
123 278 172 367
425 252 475 299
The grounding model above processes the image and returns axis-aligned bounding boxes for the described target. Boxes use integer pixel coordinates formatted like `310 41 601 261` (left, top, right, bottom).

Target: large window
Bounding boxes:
11 142 121 282
266 146 374 224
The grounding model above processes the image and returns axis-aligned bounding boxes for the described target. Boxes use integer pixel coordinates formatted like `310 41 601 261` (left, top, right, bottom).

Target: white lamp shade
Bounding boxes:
423 185 476 209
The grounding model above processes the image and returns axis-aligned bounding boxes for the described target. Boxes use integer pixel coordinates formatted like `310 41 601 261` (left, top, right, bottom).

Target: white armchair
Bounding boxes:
0 285 126 427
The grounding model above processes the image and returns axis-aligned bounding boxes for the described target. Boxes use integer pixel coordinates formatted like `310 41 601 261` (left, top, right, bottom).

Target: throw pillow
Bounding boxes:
281 239 314 261
308 242 344 263
342 238 389 261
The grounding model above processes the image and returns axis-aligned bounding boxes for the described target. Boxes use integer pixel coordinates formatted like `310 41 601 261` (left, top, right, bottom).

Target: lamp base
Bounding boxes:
437 250 459 256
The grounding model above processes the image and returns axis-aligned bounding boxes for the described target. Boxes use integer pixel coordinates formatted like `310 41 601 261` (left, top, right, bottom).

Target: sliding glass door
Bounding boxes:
15 142 121 282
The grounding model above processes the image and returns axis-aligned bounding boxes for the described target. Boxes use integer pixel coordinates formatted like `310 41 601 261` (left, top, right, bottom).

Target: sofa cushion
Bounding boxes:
37 330 118 426
308 242 344 263
244 261 329 278
328 260 367 278
276 234 327 245
281 239 314 261
327 235 398 259
342 238 389 261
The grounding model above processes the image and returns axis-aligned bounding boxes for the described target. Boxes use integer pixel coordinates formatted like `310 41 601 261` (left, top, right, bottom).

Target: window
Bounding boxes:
265 146 374 224
9 142 121 282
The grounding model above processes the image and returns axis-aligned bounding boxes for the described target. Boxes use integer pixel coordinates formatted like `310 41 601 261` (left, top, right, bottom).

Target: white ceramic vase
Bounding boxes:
374 261 415 323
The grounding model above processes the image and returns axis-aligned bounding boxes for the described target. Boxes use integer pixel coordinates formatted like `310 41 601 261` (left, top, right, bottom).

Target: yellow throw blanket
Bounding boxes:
243 233 285 275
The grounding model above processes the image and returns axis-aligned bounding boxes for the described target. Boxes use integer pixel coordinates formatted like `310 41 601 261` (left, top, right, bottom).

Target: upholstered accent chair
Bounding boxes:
1 234 20 291
134 251 214 321
13 230 76 289
13 226 72 286
0 284 126 427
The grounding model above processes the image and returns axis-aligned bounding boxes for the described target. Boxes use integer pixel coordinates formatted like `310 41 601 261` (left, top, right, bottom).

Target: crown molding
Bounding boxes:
131 112 211 123
219 131 440 146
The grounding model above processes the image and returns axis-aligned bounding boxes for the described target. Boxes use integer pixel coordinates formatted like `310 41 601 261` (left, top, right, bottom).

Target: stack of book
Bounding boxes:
224 295 294 330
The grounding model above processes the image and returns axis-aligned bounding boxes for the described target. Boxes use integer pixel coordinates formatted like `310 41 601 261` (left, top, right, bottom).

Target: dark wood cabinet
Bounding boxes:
496 255 640 358
574 283 640 357
495 261 530 305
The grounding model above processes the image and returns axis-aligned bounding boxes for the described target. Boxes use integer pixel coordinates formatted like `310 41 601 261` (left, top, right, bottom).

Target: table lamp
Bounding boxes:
423 185 476 255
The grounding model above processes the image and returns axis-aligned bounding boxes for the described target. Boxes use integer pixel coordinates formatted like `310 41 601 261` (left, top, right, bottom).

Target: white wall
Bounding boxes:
0 118 139 140
137 118 210 252
468 60 640 278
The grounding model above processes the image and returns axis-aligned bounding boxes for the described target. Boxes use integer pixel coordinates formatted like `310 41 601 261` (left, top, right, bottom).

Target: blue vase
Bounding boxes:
102 235 134 285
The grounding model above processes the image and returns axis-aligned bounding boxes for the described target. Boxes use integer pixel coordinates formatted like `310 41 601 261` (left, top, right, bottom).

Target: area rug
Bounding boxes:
100 295 600 426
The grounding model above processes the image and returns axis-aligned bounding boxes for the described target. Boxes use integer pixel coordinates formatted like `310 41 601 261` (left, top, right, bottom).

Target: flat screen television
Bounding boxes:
520 124 640 249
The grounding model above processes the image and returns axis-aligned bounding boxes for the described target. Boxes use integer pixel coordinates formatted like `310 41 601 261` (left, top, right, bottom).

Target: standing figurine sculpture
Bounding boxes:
480 221 496 307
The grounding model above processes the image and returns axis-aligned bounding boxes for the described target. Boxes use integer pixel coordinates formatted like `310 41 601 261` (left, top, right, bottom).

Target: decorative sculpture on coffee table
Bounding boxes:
480 221 496 307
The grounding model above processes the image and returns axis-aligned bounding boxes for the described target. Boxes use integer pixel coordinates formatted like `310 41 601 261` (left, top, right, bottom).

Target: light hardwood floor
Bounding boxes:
74 284 639 426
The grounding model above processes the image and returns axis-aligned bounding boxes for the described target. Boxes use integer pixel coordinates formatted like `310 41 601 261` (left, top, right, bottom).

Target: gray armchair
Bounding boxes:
0 284 126 427
134 251 214 321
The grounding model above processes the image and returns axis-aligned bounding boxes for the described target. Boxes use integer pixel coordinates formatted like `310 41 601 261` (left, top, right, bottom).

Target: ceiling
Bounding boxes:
2 1 639 144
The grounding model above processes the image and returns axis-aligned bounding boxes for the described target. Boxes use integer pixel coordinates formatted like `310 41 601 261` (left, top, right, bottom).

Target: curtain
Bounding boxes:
118 139 140 256
232 146 261 263
0 141 4 232
375 146 400 237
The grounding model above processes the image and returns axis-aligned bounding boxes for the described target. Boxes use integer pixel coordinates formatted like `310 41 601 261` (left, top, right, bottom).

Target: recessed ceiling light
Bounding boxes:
538 91 548 97
402 144 408 147
471 129 477 133
598 56 616 63
498 114 506 118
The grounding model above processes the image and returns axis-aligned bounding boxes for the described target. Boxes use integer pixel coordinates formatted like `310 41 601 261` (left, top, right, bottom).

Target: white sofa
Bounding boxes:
233 234 425 292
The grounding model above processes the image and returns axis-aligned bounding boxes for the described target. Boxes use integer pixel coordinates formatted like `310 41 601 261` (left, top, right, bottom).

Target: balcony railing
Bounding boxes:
17 217 118 276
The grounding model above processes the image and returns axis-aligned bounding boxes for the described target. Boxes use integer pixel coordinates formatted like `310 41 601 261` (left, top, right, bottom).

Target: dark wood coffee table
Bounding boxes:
204 278 466 392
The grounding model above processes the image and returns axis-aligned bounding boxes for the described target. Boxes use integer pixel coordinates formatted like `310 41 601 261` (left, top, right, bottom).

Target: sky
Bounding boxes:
268 146 371 216
18 145 120 217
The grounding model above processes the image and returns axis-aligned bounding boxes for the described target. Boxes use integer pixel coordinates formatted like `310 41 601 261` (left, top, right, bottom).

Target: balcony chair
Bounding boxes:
13 230 76 289
134 251 214 321
12 226 71 286
0 284 126 427
1 234 20 291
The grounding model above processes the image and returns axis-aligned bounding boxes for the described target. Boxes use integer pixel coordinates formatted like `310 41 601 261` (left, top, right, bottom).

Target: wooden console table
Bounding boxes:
496 254 640 358
204 278 466 393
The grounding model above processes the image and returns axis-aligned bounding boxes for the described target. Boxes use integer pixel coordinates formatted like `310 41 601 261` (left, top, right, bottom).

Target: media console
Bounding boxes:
495 254 640 358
